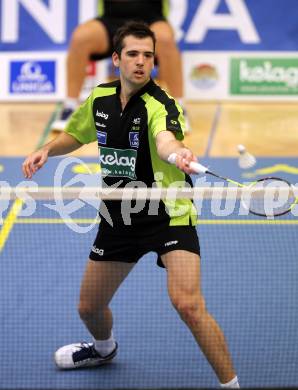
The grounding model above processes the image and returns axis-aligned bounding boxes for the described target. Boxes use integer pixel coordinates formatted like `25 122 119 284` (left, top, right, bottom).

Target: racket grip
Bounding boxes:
167 153 208 174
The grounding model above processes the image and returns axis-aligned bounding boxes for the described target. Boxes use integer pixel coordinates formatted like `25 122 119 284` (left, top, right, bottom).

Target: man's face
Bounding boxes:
112 35 155 87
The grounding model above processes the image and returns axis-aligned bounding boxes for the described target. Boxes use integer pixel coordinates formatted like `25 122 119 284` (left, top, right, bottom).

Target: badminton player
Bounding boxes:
22 21 239 388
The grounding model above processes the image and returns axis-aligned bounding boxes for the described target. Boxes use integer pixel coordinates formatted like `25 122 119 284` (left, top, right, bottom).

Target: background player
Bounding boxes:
51 0 191 133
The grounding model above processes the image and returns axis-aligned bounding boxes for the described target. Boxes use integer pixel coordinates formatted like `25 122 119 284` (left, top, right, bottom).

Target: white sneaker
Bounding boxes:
183 107 192 134
51 107 74 132
54 341 118 369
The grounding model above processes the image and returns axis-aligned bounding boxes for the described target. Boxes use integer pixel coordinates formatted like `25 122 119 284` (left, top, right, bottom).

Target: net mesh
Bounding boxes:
1 186 298 389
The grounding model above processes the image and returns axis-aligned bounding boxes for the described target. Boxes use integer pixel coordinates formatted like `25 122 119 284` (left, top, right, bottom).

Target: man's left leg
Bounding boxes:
161 250 239 387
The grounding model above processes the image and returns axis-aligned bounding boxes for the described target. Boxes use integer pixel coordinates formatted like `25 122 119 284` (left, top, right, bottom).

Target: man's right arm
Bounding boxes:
22 132 82 179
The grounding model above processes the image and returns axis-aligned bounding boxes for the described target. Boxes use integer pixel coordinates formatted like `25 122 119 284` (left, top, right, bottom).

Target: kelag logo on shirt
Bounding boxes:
9 60 55 94
99 147 137 179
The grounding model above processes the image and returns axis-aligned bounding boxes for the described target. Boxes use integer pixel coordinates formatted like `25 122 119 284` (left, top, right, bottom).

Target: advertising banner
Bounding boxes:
230 58 298 96
1 0 298 101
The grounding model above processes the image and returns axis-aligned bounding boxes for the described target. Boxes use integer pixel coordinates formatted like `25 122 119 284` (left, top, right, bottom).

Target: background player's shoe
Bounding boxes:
182 107 192 134
54 341 118 369
50 107 74 132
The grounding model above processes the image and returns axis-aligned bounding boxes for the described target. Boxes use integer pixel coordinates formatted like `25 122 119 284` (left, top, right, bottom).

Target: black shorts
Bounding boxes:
89 221 200 268
91 14 166 59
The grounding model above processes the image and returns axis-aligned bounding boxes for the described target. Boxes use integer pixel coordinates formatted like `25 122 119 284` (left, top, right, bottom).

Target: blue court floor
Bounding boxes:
1 157 298 389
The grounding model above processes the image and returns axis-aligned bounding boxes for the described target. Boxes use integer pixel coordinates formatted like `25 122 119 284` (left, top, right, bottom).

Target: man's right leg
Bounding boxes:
51 19 110 131
78 259 135 340
54 259 135 369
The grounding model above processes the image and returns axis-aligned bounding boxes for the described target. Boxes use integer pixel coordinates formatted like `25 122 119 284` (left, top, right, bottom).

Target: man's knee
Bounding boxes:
77 301 103 321
69 21 105 52
70 25 91 50
151 22 176 48
171 294 207 324
156 30 176 48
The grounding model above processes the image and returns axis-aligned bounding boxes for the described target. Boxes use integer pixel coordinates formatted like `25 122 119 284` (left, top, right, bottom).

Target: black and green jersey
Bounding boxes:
65 79 197 226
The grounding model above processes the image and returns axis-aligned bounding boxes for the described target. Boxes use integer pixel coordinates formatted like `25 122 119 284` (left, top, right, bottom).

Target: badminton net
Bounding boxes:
0 185 298 389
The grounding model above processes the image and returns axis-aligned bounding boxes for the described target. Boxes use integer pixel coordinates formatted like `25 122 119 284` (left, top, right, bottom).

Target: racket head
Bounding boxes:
241 177 296 217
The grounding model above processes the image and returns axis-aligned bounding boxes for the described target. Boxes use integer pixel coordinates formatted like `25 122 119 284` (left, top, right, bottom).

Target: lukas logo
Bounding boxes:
129 132 139 148
97 131 107 145
96 110 109 120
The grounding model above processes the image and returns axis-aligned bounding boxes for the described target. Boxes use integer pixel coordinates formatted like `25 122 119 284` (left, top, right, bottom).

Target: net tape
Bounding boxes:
1 185 297 200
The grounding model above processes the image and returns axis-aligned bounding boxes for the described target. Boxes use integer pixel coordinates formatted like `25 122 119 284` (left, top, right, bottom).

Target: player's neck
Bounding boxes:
119 78 148 110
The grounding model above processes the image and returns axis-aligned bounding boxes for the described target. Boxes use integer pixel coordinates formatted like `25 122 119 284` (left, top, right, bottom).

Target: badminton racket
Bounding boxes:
168 153 298 217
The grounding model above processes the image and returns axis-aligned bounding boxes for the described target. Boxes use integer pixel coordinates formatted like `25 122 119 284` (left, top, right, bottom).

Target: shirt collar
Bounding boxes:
116 78 156 99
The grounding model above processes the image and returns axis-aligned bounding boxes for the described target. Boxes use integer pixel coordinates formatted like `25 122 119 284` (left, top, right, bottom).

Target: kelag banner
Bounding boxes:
1 0 298 52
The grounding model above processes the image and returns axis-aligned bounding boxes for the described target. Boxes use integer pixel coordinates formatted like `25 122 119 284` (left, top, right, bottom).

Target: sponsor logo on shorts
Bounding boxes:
164 240 178 247
92 246 104 256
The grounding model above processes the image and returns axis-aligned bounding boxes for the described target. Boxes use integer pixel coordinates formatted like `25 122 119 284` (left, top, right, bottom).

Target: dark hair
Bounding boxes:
113 20 156 56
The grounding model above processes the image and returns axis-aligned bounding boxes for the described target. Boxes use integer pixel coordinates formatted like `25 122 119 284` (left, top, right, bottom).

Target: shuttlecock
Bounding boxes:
237 144 256 169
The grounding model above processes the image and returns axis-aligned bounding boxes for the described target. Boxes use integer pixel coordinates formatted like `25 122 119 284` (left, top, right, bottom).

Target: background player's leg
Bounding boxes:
161 250 237 385
52 19 110 131
150 21 183 99
67 20 109 100
150 21 191 132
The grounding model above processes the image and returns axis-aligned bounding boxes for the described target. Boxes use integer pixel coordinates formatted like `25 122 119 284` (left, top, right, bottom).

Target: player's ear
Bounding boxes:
112 51 120 68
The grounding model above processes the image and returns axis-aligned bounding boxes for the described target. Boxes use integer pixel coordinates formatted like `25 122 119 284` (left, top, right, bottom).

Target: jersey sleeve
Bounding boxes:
149 98 185 140
64 92 97 144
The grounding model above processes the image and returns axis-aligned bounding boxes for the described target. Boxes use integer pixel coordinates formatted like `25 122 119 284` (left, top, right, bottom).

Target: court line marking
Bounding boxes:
0 199 23 252
197 219 298 225
15 218 99 224
35 102 61 149
204 103 222 158
0 106 59 252
13 218 298 225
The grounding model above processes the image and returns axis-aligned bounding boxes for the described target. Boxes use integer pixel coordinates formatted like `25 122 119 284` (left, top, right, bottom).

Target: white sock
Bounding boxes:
220 376 240 388
64 98 79 110
93 332 116 357
177 97 185 108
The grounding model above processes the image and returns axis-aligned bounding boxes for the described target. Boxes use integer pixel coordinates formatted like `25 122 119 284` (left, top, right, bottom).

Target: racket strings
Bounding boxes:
244 178 295 217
